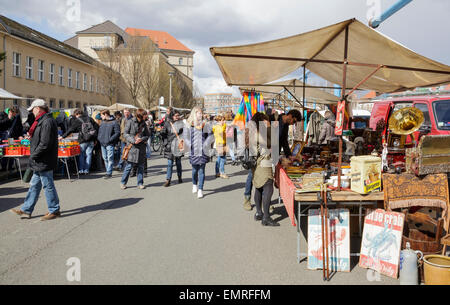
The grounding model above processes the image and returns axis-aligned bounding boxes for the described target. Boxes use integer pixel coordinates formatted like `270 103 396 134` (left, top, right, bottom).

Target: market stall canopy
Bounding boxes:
210 19 450 93
0 88 27 100
239 79 340 104
107 103 138 111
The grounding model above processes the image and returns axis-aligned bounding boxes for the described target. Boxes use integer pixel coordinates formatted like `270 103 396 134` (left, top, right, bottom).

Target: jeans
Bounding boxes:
244 170 253 197
228 141 236 161
121 162 144 186
215 156 226 175
167 157 182 180
146 138 152 158
101 145 115 175
21 170 60 215
192 164 206 190
118 142 126 168
254 180 274 220
79 141 94 172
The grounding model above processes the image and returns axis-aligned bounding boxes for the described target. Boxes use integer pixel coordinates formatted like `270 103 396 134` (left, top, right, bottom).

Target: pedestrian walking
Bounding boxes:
117 108 133 171
10 99 61 221
161 110 184 187
98 109 121 179
250 112 279 226
213 114 229 179
185 107 214 199
120 109 150 189
60 109 99 175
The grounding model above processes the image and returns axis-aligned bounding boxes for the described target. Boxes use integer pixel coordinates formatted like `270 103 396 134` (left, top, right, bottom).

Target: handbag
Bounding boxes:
241 147 258 170
121 123 145 161
169 121 184 151
22 167 33 183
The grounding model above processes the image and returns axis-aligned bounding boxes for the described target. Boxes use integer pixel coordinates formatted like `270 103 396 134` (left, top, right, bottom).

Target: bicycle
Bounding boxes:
151 125 163 153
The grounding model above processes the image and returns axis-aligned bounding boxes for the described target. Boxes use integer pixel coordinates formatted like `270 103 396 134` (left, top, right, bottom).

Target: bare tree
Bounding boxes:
96 46 121 106
141 51 163 109
121 37 157 107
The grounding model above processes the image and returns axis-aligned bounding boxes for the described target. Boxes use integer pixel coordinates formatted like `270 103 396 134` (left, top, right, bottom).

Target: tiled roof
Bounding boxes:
0 15 95 65
125 28 194 53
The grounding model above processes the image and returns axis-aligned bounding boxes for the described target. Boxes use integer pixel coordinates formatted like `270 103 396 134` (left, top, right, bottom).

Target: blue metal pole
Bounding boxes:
370 0 413 28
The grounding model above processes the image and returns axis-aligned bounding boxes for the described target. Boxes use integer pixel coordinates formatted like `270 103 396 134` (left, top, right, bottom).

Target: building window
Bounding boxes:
38 60 44 82
83 73 87 91
49 63 55 84
26 97 33 107
12 52 21 77
49 99 55 109
26 56 33 80
59 100 65 108
75 102 81 109
59 66 64 86
96 78 99 93
90 76 94 92
76 71 80 89
68 69 72 88
179 57 183 65
68 101 73 108
83 103 88 111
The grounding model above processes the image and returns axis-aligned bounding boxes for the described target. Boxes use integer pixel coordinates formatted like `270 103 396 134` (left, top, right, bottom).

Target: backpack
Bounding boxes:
240 147 258 170
78 117 97 142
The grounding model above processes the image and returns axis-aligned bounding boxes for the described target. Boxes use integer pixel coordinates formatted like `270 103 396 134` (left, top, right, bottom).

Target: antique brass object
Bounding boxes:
389 107 424 135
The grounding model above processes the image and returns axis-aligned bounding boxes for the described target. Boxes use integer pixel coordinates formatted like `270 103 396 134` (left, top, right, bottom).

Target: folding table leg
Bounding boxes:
73 156 80 180
297 202 301 263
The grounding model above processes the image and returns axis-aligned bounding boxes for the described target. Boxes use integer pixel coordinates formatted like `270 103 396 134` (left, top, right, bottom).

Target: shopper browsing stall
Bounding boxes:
213 114 229 179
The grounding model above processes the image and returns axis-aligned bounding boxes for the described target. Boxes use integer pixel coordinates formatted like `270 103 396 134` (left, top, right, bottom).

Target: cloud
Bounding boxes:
2 0 449 98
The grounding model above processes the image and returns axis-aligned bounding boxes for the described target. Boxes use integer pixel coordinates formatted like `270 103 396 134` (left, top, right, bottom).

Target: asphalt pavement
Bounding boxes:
0 155 397 285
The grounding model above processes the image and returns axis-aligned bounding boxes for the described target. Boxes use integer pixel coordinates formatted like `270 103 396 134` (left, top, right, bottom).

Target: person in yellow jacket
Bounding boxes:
213 114 229 179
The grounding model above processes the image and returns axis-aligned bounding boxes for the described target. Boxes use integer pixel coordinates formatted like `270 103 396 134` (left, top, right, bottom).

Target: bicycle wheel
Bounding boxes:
152 135 162 152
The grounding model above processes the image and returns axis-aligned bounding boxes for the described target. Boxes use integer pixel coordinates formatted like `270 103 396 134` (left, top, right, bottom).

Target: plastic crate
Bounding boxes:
22 147 30 156
58 147 71 157
4 146 22 156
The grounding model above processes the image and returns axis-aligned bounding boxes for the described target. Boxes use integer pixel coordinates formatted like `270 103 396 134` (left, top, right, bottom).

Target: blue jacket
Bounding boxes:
98 117 120 146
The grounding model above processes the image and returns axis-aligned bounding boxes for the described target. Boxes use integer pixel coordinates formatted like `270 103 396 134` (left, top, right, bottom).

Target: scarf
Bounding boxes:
28 111 47 138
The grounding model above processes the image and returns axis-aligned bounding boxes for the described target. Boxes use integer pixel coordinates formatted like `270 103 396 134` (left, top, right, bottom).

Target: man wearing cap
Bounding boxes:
10 99 61 221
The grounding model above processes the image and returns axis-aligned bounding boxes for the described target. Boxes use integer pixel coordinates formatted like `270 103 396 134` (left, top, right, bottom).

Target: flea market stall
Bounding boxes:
211 18 450 282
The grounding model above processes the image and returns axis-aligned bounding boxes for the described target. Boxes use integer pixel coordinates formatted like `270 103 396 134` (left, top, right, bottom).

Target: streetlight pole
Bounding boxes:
168 71 175 107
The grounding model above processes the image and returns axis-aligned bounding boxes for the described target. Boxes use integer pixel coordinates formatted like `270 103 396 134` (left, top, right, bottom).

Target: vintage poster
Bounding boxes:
308 208 350 272
334 100 346 136
359 209 405 278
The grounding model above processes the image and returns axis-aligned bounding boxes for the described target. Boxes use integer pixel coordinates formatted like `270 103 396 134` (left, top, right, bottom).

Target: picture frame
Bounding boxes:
291 140 305 159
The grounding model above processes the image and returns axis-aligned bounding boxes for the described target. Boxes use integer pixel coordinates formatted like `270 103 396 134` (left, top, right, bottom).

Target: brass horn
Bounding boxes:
388 107 424 135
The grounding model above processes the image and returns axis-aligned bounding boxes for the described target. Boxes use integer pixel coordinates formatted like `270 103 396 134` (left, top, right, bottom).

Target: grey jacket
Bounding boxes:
123 118 150 164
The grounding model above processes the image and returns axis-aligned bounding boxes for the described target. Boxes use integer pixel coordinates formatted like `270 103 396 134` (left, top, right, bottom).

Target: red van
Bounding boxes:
369 95 450 136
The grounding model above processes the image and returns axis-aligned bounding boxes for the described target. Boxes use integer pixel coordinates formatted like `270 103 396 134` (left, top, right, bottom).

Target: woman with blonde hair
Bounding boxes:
185 107 214 199
213 114 228 179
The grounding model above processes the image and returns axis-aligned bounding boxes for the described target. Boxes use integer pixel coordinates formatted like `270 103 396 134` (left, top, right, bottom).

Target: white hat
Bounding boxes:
27 99 47 111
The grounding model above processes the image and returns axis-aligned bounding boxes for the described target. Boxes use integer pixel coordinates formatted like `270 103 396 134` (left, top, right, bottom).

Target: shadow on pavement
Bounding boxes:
0 187 27 197
0 197 25 213
61 197 143 217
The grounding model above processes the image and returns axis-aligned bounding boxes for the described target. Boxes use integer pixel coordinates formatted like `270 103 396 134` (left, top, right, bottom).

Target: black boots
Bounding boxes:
164 180 171 187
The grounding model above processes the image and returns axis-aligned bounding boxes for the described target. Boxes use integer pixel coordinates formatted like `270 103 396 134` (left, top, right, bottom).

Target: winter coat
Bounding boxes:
62 115 99 143
29 113 58 172
251 126 273 189
319 114 337 144
98 117 120 147
123 117 150 164
185 122 214 166
0 112 23 139
161 119 184 160
120 115 133 142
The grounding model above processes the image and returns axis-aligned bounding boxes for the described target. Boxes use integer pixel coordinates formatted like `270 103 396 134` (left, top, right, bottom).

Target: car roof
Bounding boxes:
372 95 450 103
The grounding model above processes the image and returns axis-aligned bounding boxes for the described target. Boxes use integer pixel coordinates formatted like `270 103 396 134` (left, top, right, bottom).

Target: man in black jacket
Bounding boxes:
10 99 61 221
98 109 120 179
60 109 99 175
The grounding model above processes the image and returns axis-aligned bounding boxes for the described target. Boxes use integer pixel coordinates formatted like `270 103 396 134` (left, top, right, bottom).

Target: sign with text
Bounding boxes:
359 209 405 278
